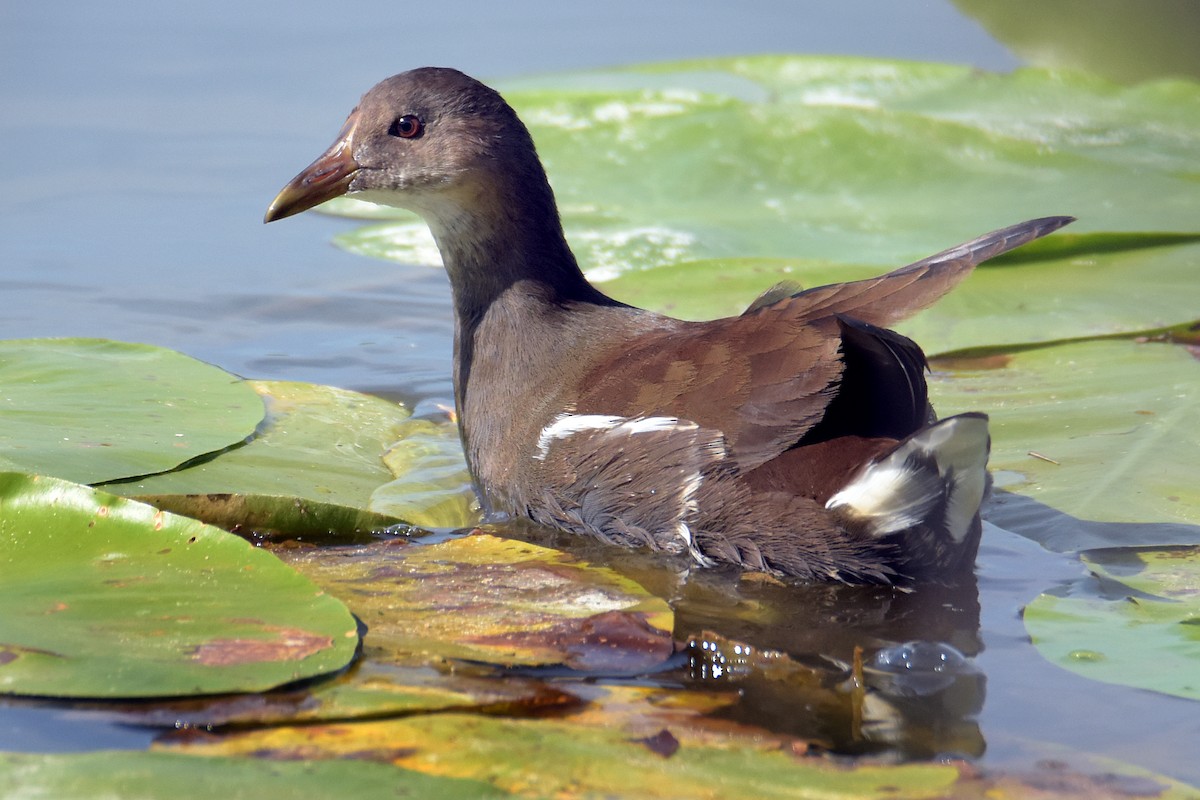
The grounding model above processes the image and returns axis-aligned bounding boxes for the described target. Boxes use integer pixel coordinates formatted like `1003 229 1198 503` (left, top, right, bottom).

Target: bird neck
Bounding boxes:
417 167 612 324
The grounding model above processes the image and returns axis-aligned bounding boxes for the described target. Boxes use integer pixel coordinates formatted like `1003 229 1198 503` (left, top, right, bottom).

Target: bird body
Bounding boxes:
266 67 1072 582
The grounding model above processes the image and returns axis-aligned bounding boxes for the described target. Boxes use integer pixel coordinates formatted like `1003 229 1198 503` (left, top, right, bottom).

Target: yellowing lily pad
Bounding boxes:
161 706 959 800
274 533 674 671
1024 546 1200 701
0 338 263 484
158 687 1200 799
0 473 358 698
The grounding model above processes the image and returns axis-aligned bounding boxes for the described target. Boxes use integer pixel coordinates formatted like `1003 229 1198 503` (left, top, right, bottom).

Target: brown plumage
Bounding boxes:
265 67 1073 583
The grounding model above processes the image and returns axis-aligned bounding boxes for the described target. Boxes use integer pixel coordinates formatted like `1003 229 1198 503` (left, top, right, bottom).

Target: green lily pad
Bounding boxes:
108 380 476 537
0 751 509 799
929 339 1200 528
1024 546 1200 701
0 473 358 698
274 533 674 671
0 338 263 484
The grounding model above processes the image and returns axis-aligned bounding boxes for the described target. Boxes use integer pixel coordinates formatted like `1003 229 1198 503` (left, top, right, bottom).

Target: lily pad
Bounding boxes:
929 338 1200 529
273 533 674 671
0 751 508 799
0 338 263 484
108 380 476 537
0 473 358 698
1024 546 1200 702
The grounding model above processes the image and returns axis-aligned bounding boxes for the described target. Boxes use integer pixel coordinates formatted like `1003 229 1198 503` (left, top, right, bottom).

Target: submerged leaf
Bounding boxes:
0 473 358 698
99 661 576 729
274 533 674 671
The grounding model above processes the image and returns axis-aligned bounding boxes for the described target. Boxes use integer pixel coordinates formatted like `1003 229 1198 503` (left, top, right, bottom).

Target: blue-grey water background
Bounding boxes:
2 0 1197 785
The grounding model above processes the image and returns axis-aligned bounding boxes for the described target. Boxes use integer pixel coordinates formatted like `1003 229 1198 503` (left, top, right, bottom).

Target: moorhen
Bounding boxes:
265 67 1071 583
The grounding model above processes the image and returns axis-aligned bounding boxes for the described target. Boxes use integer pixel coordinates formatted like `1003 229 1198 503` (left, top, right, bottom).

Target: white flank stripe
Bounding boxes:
533 413 688 460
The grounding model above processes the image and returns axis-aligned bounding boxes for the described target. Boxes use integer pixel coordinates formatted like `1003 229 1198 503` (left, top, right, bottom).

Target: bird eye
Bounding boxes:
389 115 424 139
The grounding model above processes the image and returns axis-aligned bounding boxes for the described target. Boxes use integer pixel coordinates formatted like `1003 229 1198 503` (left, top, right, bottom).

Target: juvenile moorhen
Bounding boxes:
265 67 1072 582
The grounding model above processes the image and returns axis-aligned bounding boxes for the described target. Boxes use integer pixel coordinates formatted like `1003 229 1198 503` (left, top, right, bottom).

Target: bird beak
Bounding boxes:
264 112 362 223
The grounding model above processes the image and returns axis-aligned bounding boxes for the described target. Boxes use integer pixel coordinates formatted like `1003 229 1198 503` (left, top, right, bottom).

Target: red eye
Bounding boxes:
389 115 423 139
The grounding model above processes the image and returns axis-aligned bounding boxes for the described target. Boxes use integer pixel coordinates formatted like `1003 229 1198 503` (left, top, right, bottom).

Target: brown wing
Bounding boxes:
577 217 1073 470
576 310 844 469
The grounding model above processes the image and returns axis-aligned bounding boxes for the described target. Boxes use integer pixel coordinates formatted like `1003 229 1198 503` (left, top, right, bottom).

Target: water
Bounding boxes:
3 0 1196 788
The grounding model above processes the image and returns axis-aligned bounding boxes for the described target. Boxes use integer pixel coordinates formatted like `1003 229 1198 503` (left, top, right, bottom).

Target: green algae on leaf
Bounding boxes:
1025 546 1200 702
0 338 263 485
0 473 357 698
273 533 674 671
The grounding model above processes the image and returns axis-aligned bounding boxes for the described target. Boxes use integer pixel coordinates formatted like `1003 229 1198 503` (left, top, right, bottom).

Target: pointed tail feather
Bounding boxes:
781 216 1075 327
826 413 991 578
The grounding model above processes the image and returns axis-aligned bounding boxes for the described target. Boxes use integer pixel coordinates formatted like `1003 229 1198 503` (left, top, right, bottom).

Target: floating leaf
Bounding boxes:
274 533 674 671
1025 546 1200 701
0 751 509 799
108 381 476 537
930 339 1200 529
0 338 263 484
0 473 357 698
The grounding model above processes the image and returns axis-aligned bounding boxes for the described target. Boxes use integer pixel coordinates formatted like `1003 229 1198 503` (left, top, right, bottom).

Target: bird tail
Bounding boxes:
825 413 991 579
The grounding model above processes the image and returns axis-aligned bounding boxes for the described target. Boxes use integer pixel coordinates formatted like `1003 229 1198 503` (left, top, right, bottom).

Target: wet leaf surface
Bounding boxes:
271 533 675 671
1025 546 1200 701
376 414 479 529
0 473 357 698
0 338 263 484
